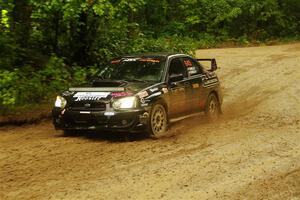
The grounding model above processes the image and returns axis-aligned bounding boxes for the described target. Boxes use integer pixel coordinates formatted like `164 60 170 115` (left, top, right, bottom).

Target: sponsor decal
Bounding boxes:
149 87 159 93
104 112 115 116
140 98 146 104
111 92 133 97
111 60 121 64
204 78 218 85
203 78 219 87
137 91 149 98
112 57 161 64
200 74 207 80
145 91 162 99
183 60 193 67
123 58 139 62
139 58 160 63
73 92 110 101
141 103 149 107
192 83 200 88
187 67 198 75
203 72 216 79
162 87 168 94
171 87 185 93
69 87 124 92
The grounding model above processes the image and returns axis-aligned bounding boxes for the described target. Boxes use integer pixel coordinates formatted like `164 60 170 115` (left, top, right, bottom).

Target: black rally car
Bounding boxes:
52 53 223 137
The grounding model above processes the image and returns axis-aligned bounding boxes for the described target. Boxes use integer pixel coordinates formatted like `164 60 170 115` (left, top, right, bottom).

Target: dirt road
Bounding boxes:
1 43 300 200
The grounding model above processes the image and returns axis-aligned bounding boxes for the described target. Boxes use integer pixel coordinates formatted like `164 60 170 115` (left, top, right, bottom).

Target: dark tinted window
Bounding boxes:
168 58 187 77
103 57 165 82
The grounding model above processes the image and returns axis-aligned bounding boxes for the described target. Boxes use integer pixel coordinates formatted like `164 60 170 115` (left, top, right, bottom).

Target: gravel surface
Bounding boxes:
0 43 300 200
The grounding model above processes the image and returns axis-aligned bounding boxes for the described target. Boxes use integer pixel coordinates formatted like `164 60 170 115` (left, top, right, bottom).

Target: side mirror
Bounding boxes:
210 59 217 71
169 73 184 83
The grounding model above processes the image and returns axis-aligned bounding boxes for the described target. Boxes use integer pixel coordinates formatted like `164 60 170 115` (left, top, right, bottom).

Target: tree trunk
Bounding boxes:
12 0 32 48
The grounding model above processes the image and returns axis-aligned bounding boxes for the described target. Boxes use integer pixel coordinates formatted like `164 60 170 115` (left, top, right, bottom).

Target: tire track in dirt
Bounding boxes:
1 43 300 200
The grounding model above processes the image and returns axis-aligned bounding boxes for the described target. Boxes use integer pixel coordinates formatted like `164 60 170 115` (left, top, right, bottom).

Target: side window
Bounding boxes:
168 58 187 77
182 57 202 76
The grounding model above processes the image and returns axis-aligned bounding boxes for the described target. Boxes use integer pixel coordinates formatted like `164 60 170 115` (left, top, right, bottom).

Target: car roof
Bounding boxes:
120 52 189 58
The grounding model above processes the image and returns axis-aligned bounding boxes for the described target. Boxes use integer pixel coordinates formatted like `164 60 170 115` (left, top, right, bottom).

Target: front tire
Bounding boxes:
148 103 168 138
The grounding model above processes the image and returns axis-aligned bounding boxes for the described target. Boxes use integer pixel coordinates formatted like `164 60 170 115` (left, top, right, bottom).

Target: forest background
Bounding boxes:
0 0 299 114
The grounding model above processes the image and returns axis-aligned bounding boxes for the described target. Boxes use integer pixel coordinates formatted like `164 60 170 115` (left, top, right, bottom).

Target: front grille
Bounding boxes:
67 117 135 127
68 101 106 111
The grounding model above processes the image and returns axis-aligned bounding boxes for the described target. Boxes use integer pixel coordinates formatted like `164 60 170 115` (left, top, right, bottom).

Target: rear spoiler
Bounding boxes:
196 58 217 71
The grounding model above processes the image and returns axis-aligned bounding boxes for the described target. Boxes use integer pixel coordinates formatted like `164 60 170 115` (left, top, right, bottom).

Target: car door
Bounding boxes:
181 57 206 112
167 57 190 117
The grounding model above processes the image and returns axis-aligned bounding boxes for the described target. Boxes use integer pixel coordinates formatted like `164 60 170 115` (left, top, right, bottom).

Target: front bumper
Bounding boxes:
52 108 150 132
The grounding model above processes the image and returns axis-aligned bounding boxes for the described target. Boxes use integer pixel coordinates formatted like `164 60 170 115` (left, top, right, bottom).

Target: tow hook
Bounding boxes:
139 112 149 125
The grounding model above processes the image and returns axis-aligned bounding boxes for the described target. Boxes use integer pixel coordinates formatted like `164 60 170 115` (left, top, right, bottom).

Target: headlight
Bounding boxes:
113 96 136 109
55 96 67 109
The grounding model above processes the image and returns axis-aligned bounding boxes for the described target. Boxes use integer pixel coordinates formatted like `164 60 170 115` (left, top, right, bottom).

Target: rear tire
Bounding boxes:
147 103 168 138
205 93 221 120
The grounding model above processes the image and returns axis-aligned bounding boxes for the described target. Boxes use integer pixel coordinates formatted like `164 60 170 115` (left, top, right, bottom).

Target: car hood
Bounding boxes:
61 79 156 102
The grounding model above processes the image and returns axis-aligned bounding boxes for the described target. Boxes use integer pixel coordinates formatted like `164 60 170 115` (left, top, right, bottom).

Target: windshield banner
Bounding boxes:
69 87 124 92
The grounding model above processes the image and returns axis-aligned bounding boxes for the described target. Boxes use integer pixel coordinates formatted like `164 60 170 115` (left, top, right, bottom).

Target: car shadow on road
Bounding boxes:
57 130 149 143
55 115 223 142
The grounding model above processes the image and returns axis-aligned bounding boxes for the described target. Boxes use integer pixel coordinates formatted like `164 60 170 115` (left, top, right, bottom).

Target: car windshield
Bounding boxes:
102 57 165 82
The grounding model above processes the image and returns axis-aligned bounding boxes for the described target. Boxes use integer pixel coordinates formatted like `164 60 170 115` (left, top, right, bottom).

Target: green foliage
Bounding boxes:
0 70 18 107
0 32 18 70
0 0 299 113
1 10 9 28
0 56 70 109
